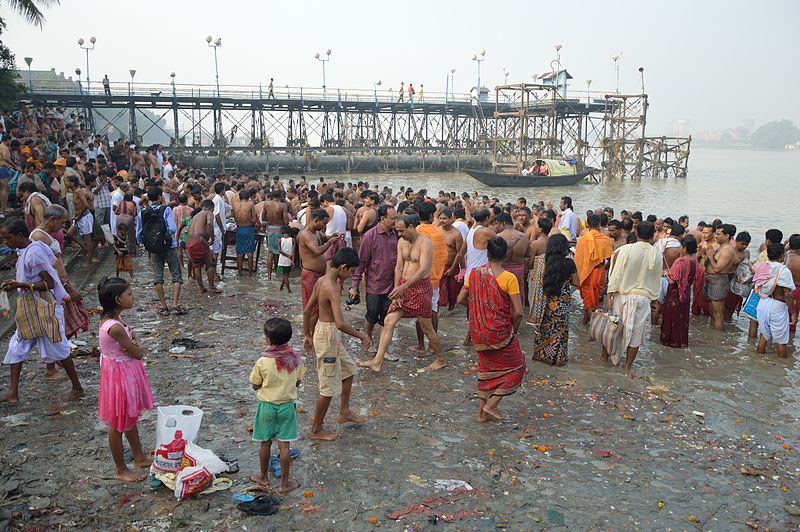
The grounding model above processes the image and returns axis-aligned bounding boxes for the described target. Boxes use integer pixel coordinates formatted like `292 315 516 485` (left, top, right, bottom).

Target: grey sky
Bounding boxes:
5 0 799 134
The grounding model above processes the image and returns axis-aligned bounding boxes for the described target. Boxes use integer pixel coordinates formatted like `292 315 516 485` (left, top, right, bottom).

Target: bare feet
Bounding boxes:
476 411 488 423
357 359 382 373
208 287 222 294
308 429 340 441
277 479 300 493
44 371 69 382
115 468 146 483
483 406 505 422
65 388 85 401
0 392 19 404
425 359 446 371
199 287 208 294
250 474 270 487
337 411 365 424
409 345 427 354
134 456 152 468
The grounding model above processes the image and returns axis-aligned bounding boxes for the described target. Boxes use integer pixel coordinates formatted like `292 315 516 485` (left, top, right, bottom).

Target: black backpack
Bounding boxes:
142 206 171 254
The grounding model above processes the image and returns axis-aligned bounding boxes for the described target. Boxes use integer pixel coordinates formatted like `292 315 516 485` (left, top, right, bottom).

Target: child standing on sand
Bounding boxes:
97 277 155 482
277 226 294 292
114 223 133 278
249 317 305 493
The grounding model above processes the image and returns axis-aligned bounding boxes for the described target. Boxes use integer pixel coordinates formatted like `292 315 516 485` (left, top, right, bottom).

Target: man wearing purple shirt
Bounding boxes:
349 205 398 347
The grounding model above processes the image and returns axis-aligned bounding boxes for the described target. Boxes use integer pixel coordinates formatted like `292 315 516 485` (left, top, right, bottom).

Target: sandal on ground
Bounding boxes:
237 495 282 516
173 306 189 316
157 308 170 317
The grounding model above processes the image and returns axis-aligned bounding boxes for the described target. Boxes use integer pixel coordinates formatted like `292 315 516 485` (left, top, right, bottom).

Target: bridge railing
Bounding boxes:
27 80 481 105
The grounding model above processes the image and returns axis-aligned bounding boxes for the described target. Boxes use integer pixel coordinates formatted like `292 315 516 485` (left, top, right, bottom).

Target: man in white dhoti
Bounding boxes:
754 244 796 358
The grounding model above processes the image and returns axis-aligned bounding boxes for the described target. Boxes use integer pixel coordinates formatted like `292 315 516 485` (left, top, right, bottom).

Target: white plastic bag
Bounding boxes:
0 291 10 319
174 466 213 500
100 224 113 244
181 442 227 475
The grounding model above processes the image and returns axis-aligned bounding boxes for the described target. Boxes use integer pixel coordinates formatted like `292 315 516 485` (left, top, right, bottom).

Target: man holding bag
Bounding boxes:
0 219 84 403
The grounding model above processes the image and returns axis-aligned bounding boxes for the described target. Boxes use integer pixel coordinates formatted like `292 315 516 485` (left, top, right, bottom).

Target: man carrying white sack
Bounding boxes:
753 243 796 358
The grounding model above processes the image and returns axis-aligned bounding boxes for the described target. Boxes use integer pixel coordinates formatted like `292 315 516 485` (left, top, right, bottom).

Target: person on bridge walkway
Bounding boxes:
397 82 405 103
103 75 111 97
268 78 275 99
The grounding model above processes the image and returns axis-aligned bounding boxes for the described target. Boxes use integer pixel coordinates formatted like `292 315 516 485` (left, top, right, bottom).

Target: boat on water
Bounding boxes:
465 158 593 187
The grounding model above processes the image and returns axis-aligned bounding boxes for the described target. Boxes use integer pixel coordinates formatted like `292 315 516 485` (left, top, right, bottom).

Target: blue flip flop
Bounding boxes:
270 448 301 476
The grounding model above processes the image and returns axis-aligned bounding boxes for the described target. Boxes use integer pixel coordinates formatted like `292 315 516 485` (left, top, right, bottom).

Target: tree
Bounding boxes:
751 120 800 150
0 28 26 112
0 0 60 111
0 0 60 29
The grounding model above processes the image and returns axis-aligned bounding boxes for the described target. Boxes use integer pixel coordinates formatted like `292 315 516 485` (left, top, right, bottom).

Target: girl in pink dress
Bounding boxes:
97 277 155 482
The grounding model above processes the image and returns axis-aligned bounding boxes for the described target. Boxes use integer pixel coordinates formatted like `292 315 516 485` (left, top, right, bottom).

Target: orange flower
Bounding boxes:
536 445 551 452
464 371 470 376
296 407 303 413
370 410 378 417
543 413 550 419
487 449 495 456
783 443 791 450
369 517 378 524
304 490 314 498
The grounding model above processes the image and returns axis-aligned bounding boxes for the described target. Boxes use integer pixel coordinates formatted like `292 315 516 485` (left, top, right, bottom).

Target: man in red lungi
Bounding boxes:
358 213 445 373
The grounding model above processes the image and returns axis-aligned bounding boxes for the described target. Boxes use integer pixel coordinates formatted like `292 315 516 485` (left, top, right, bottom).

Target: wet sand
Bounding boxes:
0 245 798 530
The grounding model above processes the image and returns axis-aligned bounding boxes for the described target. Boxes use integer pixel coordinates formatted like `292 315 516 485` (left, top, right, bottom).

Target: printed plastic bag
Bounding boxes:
0 291 10 319
174 466 213 500
181 442 228 475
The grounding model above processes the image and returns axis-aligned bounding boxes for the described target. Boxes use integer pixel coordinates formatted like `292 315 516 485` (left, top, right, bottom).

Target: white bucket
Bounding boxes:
155 405 204 446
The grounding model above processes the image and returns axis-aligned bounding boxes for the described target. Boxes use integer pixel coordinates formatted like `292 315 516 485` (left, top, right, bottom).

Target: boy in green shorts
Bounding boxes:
249 317 305 493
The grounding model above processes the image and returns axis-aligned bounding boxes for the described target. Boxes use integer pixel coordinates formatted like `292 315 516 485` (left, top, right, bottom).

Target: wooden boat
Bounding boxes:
464 169 591 187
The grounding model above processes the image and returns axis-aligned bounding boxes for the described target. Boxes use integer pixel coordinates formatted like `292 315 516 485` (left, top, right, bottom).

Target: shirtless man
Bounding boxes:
359 213 445 372
354 193 378 251
298 210 340 336
439 208 464 312
607 219 627 250
700 223 737 331
302 247 369 442
183 200 220 293
67 176 96 264
262 190 289 279
234 190 259 276
785 234 800 330
529 217 553 258
496 212 530 305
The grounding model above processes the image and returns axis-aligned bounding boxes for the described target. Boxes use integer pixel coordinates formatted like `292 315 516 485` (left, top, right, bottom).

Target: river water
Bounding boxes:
350 147 800 437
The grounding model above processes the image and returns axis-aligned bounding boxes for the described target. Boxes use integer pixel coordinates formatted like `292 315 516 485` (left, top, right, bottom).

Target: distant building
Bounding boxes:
786 141 800 151
538 70 572 98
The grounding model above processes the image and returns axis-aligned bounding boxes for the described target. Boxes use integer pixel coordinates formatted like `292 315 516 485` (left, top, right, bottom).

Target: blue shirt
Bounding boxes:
136 204 177 249
558 208 578 240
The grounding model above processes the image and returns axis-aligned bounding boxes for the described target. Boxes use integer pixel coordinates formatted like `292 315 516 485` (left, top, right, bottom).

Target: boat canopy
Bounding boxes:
534 159 577 176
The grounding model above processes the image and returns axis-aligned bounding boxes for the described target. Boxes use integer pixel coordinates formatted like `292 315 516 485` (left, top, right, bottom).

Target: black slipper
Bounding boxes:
237 495 281 515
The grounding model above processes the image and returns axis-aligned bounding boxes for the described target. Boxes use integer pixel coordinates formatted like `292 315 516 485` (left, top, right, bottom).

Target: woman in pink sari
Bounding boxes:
661 236 697 348
458 237 525 422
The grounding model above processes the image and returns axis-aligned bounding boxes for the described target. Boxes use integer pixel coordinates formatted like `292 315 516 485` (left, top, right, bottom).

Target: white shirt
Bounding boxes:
110 189 123 236
452 220 469 242
325 204 347 236
86 147 100 160
212 194 227 236
278 237 293 266
162 162 173 180
558 208 578 240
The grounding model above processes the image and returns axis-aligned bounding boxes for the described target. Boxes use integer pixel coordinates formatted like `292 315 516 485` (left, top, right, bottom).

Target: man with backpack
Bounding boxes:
137 187 184 316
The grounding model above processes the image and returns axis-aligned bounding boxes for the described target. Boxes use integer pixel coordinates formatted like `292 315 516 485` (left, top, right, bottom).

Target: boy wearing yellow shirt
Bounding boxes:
249 317 306 493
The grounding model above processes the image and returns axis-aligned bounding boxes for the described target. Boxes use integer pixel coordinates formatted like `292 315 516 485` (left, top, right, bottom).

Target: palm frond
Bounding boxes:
5 0 60 28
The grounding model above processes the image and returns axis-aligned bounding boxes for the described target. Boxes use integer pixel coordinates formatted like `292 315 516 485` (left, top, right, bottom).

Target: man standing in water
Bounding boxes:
786 234 800 331
303 248 370 441
359 213 445 372
262 190 289 280
439 208 464 312
701 223 737 331
558 196 578 240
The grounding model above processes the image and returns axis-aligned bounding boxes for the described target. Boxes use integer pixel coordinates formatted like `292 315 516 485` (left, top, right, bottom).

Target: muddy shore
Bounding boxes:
0 250 798 531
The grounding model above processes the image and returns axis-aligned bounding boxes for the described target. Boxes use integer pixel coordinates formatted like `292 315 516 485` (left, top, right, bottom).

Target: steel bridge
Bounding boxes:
24 81 690 178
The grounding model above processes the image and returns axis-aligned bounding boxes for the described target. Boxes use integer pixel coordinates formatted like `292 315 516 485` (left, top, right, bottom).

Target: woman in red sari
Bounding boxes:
458 237 525 422
661 236 697 348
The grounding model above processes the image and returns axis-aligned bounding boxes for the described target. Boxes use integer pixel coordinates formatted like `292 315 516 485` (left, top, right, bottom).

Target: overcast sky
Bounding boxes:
4 0 799 134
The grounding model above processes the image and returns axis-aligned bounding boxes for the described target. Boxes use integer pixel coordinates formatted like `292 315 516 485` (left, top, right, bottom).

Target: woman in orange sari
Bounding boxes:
458 237 525 422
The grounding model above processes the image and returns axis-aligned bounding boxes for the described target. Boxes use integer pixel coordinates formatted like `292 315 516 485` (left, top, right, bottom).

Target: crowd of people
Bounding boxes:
0 103 798 490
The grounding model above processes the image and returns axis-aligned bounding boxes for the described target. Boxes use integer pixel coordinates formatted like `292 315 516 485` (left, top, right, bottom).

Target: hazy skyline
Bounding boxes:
5 0 799 134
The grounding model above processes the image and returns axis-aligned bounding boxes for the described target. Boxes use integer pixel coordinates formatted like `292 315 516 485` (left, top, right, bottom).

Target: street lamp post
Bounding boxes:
206 36 222 97
314 49 331 96
75 68 82 95
373 80 381 102
471 49 485 101
77 36 96 93
550 44 562 95
612 54 621 94
128 69 136 95
23 57 33 92
638 67 645 94
503 67 510 85
585 79 592 109
170 72 176 97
